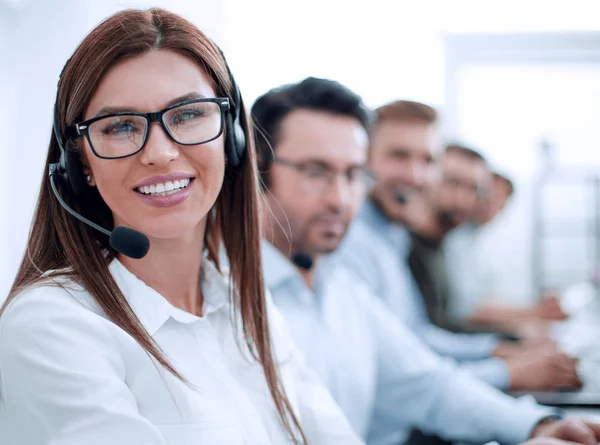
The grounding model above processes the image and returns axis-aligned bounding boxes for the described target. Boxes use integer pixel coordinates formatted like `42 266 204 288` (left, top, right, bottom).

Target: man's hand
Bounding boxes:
535 296 568 321
517 319 552 341
506 349 582 391
522 438 592 445
493 342 525 359
532 418 600 445
493 341 557 359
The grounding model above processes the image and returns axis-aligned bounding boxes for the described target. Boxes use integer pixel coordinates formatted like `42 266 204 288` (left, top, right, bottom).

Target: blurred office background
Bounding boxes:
1 0 600 304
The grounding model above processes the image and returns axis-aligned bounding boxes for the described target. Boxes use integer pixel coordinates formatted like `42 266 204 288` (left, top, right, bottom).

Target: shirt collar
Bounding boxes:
261 240 302 289
358 198 390 228
108 255 231 336
200 256 232 316
261 240 322 305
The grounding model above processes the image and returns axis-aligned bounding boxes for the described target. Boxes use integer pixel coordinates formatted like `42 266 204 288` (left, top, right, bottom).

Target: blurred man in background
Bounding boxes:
252 77 592 445
439 162 568 337
335 100 580 392
405 144 489 332
475 171 515 225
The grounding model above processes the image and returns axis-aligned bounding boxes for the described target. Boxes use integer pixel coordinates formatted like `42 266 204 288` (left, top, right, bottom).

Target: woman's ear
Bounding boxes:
78 146 96 187
83 168 96 186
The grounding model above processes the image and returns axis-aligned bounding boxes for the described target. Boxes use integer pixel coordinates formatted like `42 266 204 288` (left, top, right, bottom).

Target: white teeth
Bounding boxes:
136 178 193 196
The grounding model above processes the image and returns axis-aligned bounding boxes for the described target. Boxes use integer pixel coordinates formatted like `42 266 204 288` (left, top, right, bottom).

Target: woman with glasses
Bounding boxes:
0 8 361 445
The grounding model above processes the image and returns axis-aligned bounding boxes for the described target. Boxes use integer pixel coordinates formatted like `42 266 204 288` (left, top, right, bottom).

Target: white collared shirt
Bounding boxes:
262 241 556 445
335 200 511 390
0 259 362 445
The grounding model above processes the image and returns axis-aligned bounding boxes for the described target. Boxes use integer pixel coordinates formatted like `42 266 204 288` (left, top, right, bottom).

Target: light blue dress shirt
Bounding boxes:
334 200 510 390
262 241 553 445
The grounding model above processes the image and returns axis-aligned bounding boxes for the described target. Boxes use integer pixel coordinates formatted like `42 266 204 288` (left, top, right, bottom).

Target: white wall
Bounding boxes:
222 0 600 304
0 3 19 299
225 0 445 108
225 0 600 107
2 0 600 301
449 41 600 303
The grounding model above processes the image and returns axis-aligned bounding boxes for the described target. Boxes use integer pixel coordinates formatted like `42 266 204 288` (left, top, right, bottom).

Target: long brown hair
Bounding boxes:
2 8 306 443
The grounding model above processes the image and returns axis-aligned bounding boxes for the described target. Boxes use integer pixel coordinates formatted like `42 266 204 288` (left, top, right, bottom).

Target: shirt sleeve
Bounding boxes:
338 229 501 362
414 321 500 360
0 287 166 445
362 291 554 445
341 231 509 388
401 255 503 362
458 358 511 390
265 291 365 445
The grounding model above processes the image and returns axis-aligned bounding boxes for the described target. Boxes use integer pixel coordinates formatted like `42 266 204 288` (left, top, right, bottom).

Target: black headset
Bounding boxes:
221 53 247 168
47 46 247 259
50 47 247 198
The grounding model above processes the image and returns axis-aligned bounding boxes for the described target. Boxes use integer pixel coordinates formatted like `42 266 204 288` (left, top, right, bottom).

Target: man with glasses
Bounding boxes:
333 100 581 394
408 146 564 350
405 143 492 332
252 77 600 445
444 170 566 340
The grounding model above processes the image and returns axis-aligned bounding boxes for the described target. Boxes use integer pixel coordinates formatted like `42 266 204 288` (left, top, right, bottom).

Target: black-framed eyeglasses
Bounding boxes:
68 98 230 159
273 158 375 195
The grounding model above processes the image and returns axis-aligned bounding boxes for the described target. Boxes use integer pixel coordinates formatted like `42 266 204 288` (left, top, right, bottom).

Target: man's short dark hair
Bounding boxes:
251 77 372 186
444 143 487 164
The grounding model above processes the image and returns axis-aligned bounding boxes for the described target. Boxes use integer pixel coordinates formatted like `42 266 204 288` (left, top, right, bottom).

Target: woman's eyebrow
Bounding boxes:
92 92 207 118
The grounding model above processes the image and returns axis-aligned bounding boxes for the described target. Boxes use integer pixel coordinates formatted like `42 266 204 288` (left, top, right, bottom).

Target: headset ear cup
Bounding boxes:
64 146 87 196
225 113 241 167
212 45 247 168
233 120 246 163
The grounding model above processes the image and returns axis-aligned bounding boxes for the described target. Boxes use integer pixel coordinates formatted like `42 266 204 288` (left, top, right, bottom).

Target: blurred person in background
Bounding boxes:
481 173 566 320
406 144 490 333
252 78 599 445
440 162 566 339
335 101 581 393
475 171 515 226
407 144 568 348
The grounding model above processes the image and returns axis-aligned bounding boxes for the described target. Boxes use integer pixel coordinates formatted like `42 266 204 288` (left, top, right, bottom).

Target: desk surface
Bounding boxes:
510 390 600 407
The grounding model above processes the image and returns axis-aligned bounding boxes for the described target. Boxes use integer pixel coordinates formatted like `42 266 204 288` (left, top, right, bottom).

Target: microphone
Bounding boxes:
108 226 151 260
49 173 150 259
292 252 314 271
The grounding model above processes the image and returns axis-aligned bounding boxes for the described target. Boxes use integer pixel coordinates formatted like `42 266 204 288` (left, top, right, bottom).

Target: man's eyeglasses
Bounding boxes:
443 174 487 198
67 98 230 159
273 158 374 195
